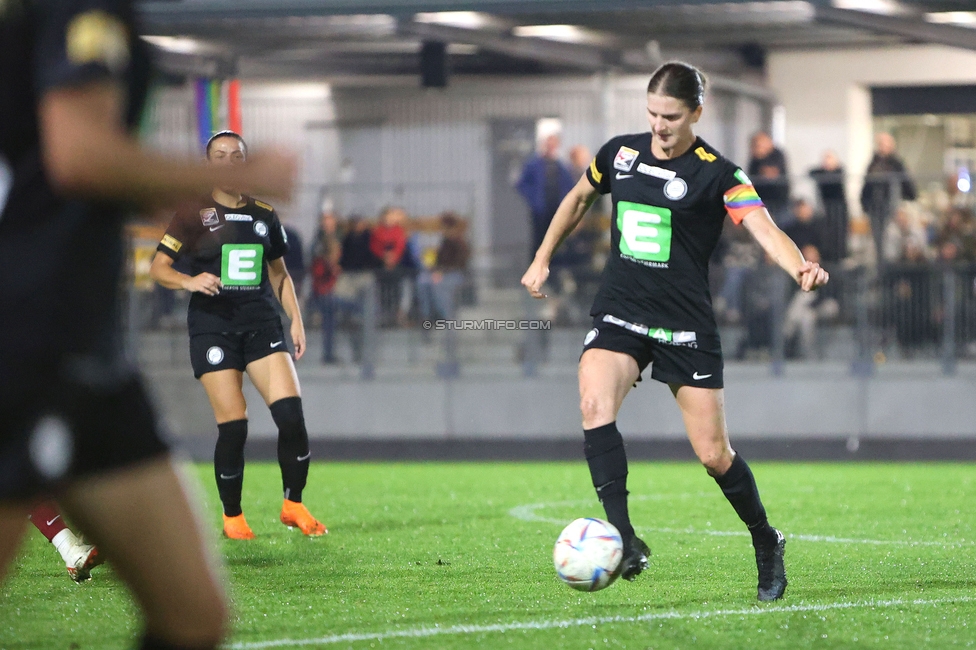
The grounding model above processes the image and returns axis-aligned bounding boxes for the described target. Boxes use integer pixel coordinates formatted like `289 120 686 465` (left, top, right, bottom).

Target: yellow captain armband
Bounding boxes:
160 234 182 253
589 158 603 184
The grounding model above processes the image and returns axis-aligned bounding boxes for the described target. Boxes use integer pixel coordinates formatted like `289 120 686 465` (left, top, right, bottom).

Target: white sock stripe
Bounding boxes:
227 595 975 649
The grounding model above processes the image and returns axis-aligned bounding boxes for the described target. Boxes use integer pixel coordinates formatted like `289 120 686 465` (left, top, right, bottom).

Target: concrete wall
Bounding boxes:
148 363 976 443
767 45 976 204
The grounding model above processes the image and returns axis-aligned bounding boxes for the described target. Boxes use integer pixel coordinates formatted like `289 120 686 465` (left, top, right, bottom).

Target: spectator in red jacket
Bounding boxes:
370 207 412 326
370 207 408 269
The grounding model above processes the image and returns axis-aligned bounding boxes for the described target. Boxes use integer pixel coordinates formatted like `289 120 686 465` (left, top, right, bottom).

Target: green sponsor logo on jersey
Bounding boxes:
617 201 672 263
221 244 264 286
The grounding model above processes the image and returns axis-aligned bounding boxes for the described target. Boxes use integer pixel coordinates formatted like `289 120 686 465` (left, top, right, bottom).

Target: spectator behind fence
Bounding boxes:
934 207 976 264
734 253 780 360
568 144 592 180
715 220 761 324
417 213 471 325
748 132 790 225
517 132 576 256
809 150 849 262
884 206 932 265
310 209 345 364
783 199 824 254
782 244 840 359
335 216 380 362
370 207 411 326
861 132 917 263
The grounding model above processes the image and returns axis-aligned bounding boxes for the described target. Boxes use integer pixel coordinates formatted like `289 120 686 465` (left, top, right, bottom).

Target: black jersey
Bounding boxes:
586 134 764 340
157 197 290 335
0 0 150 398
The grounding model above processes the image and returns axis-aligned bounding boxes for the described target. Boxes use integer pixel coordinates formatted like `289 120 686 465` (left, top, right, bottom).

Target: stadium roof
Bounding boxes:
137 1 976 80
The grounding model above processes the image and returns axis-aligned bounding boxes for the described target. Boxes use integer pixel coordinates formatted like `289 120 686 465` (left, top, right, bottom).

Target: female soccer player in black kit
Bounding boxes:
0 0 295 647
150 132 326 540
522 62 828 601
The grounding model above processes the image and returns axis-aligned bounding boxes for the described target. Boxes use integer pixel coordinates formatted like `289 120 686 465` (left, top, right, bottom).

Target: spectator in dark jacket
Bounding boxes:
517 133 575 256
861 132 917 264
748 132 790 225
809 150 848 262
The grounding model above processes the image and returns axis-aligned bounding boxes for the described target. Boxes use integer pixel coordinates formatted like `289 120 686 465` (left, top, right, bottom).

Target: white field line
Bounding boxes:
509 500 976 547
227 595 976 649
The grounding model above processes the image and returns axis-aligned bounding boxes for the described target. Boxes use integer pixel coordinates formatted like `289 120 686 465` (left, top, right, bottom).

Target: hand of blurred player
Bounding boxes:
798 261 829 291
290 318 306 361
239 149 298 200
521 259 550 299
182 272 222 296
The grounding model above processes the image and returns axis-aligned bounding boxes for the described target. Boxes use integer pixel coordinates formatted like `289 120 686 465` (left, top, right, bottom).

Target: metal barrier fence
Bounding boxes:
123 262 976 379
124 169 976 378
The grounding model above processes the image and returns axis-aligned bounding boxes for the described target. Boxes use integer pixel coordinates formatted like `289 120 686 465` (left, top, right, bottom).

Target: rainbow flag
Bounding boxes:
195 79 243 151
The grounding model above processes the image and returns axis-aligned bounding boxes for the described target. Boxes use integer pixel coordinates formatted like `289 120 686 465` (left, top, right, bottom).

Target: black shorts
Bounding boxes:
581 314 724 389
0 365 169 501
189 324 287 379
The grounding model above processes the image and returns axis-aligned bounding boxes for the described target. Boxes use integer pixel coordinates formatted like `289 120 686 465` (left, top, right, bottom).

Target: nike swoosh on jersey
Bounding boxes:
615 173 633 180
692 372 712 380
46 517 61 526
297 452 311 462
270 341 283 348
209 224 225 232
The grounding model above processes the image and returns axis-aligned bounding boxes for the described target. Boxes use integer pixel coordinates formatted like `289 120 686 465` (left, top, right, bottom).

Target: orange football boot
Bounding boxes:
222 513 255 540
280 500 327 536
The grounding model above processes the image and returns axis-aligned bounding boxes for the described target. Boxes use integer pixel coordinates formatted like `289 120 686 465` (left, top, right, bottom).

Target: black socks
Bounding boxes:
214 419 247 517
714 452 777 546
269 396 310 503
583 422 635 542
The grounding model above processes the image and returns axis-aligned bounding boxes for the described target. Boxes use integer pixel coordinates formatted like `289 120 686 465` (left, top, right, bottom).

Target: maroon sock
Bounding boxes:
29 501 68 542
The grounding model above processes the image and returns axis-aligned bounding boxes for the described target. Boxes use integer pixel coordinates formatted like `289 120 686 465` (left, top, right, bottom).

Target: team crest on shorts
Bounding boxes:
253 221 269 237
206 346 224 365
664 178 688 201
584 328 599 346
200 207 219 226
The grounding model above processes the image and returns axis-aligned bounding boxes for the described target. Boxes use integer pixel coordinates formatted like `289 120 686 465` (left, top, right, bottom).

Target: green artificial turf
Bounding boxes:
2 462 975 649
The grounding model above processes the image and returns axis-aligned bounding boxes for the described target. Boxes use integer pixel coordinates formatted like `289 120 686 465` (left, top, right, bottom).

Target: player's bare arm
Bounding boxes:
39 82 297 204
267 257 306 360
521 175 600 298
741 207 829 291
149 251 222 297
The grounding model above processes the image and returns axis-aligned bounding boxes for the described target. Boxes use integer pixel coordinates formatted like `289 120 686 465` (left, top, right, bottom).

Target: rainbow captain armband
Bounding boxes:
723 179 764 224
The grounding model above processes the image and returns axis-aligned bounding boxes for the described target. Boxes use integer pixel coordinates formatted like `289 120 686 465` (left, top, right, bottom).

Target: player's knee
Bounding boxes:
699 450 733 477
579 394 613 428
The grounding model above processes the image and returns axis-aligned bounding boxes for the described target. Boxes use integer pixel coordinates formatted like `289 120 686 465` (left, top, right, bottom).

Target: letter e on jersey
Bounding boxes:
221 244 264 287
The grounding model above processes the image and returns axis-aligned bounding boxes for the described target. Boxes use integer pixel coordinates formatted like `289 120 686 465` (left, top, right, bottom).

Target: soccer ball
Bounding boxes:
553 518 623 592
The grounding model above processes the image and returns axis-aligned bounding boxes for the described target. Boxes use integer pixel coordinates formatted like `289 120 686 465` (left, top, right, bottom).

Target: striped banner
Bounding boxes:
195 78 243 151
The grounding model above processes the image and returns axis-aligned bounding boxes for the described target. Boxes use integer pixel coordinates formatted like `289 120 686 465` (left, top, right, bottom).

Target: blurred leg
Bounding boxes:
58 457 227 647
0 503 29 582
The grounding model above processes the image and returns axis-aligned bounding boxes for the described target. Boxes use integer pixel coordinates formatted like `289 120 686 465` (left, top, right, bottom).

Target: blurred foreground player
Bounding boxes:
150 132 326 540
522 62 828 601
0 1 295 647
29 501 104 582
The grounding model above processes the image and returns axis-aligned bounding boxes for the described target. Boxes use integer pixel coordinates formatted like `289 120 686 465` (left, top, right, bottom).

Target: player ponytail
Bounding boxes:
647 61 707 111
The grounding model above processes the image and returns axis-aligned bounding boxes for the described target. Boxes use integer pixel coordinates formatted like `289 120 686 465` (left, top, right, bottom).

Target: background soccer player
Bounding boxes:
150 132 326 540
29 501 103 582
521 61 828 601
0 1 296 647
